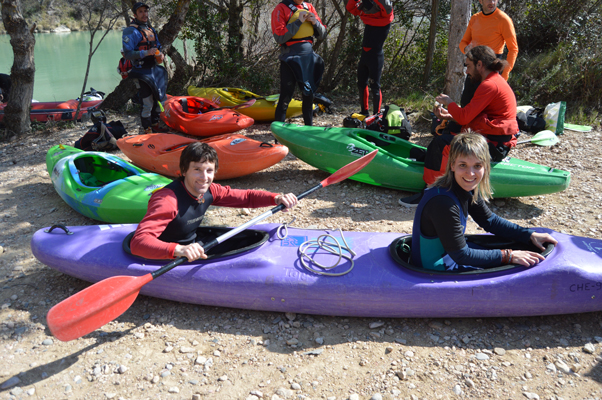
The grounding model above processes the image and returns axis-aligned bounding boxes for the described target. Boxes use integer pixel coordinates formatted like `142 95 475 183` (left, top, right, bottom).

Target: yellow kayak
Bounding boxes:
187 86 304 122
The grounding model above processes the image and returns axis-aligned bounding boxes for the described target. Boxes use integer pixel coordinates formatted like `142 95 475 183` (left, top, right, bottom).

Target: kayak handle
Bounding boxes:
44 224 74 235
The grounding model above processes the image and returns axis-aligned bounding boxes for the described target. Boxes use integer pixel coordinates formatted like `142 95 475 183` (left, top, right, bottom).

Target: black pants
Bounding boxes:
275 61 314 126
357 48 385 115
137 80 161 129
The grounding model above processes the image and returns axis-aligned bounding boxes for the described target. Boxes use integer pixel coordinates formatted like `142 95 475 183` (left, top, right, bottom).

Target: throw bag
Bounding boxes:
366 105 412 140
75 121 127 151
543 101 566 135
516 106 546 134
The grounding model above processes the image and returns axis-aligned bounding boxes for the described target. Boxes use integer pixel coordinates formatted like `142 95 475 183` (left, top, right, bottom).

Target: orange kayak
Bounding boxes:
117 133 288 180
161 96 254 137
0 99 103 123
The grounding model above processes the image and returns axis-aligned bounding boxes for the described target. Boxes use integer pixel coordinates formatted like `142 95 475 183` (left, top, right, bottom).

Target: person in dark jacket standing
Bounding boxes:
346 0 393 116
0 73 11 103
271 0 327 126
122 2 167 133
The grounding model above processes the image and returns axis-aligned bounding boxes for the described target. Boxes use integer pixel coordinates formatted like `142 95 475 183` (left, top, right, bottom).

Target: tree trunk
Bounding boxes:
322 0 350 92
100 78 138 111
423 0 440 86
443 0 471 102
120 0 130 27
1 0 35 138
157 0 191 50
227 0 243 60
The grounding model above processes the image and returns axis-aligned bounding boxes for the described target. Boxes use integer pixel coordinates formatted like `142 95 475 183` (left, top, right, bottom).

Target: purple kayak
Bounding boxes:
31 223 602 318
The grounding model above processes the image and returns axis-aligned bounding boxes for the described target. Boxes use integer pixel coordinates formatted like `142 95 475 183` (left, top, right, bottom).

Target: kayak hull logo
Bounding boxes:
346 143 370 157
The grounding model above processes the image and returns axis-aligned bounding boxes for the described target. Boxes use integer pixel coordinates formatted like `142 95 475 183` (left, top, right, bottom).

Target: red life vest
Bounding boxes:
118 58 133 79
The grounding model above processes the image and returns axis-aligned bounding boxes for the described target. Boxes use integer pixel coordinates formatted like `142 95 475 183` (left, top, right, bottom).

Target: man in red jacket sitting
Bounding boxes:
400 46 518 207
131 142 298 261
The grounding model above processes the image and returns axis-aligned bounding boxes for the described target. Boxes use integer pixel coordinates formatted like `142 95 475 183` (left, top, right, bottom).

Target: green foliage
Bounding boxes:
511 43 602 121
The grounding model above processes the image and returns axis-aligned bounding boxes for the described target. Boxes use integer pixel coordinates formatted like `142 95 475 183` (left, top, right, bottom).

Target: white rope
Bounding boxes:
276 221 356 277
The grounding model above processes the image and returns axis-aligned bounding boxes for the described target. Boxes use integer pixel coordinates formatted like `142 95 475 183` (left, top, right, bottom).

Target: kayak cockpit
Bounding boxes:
122 226 269 261
73 154 136 187
389 235 555 275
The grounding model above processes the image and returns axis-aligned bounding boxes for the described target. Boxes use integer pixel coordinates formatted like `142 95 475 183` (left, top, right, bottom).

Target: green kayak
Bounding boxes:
270 122 571 198
46 145 172 223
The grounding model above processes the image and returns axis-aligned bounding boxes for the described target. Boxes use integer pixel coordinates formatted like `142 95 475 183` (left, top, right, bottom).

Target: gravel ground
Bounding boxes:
1 106 602 400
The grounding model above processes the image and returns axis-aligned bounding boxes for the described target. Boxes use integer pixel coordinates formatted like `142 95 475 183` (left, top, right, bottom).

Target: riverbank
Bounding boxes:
1 108 602 399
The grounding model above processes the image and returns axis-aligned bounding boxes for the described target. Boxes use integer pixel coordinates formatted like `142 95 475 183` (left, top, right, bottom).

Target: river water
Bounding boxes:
0 30 181 102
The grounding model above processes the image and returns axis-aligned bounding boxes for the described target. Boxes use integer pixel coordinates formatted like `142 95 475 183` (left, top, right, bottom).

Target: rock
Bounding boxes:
404 350 414 358
583 343 595 354
369 321 385 329
475 353 490 360
291 382 301 390
180 346 195 353
10 387 23 396
275 387 293 398
168 387 180 393
192 395 201 400
349 394 360 400
453 384 463 396
370 394 383 400
0 377 20 389
164 345 173 353
118 365 128 374
385 346 393 354
546 363 557 373
555 360 571 374
195 356 207 365
286 338 299 346
219 375 228 381
42 339 53 346
285 312 296 321
250 390 264 398
494 347 506 356
26 388 36 395
522 392 540 400
315 337 324 345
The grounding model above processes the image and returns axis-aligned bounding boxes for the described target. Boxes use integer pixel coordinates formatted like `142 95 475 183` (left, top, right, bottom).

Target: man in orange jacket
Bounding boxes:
458 0 517 106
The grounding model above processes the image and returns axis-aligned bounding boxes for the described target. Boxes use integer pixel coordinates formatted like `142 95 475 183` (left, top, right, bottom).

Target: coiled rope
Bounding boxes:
277 219 356 277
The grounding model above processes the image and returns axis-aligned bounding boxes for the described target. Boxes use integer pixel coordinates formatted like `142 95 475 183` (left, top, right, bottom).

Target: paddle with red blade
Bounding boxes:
47 149 378 342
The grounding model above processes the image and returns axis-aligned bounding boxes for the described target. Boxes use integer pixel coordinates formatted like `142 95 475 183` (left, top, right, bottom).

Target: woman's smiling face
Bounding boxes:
451 154 485 192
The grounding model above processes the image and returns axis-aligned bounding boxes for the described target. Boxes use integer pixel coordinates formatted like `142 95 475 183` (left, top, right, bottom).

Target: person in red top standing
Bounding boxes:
131 142 298 261
271 0 327 126
400 46 518 207
346 0 393 116
458 0 517 106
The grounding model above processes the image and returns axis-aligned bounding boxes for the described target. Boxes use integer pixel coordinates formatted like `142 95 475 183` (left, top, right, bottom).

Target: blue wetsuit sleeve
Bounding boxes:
422 195 503 267
468 198 533 243
122 27 146 60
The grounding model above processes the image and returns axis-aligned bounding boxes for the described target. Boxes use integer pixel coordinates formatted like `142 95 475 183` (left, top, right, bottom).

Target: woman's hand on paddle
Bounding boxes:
174 243 207 262
275 193 298 212
511 250 545 267
530 232 558 251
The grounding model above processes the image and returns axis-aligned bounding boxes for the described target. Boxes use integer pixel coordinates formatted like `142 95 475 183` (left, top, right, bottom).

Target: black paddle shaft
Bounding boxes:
150 183 324 280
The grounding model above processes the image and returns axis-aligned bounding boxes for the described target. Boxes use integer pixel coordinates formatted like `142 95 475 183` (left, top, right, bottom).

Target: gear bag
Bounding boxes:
516 106 546 134
74 111 127 151
365 105 412 140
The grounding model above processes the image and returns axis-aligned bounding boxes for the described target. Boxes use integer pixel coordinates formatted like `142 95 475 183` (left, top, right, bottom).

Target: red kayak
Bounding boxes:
161 96 254 137
117 133 288 180
0 99 103 123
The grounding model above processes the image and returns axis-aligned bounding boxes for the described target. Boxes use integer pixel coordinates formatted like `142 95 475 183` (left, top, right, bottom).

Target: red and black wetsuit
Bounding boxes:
424 72 518 185
346 0 393 115
131 180 278 260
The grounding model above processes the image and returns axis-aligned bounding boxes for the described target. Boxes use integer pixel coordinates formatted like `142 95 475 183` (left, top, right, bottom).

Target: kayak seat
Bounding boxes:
389 235 554 275
73 156 134 187
122 226 269 262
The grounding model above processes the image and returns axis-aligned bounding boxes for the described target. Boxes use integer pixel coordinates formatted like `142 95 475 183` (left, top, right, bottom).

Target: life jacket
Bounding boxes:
283 0 314 43
118 57 133 79
157 180 214 245
130 21 159 68
365 104 413 140
411 187 466 271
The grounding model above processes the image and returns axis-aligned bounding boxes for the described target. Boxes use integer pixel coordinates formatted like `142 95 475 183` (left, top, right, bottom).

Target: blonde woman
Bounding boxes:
411 133 556 272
